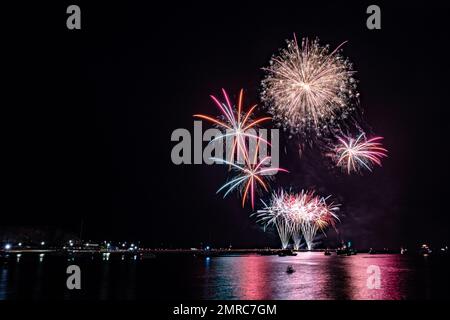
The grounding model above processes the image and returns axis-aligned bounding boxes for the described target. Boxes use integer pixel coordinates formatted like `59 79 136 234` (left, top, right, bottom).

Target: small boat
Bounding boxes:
286 265 295 274
324 249 331 256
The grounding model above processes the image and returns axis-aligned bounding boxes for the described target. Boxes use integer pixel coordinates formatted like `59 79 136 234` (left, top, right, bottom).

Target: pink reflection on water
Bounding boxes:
234 255 272 299
269 252 335 299
344 254 415 300
204 253 421 300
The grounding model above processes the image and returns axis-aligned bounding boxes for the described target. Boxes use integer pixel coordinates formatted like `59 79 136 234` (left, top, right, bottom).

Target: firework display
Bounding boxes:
195 89 288 209
253 190 295 249
332 133 388 174
261 36 359 138
194 89 271 162
194 34 388 251
212 151 288 209
291 192 340 250
254 190 339 250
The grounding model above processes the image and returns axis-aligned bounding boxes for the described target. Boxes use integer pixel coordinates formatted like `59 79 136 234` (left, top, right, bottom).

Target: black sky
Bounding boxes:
3 1 450 248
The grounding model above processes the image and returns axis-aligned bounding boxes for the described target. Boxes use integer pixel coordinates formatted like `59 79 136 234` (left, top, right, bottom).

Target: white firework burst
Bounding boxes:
261 36 359 138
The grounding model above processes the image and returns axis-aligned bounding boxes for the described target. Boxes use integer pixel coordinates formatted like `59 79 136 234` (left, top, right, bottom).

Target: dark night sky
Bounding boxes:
3 1 449 248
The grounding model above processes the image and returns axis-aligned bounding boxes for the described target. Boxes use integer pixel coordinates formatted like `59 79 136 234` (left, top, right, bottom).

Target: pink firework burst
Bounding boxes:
194 88 271 163
334 133 388 174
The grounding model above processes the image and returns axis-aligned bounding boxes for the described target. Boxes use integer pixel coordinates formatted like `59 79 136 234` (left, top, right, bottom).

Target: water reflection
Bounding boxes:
33 255 44 299
345 254 407 299
234 255 272 299
99 260 110 300
0 252 447 300
199 253 444 300
0 268 8 300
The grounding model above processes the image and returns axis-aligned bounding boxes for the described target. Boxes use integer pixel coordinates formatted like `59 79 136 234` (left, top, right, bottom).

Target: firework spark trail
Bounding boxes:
334 133 388 174
275 218 293 250
261 35 359 139
253 190 297 249
194 89 272 163
292 233 302 250
300 195 340 250
253 195 294 249
296 196 339 250
212 147 289 209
